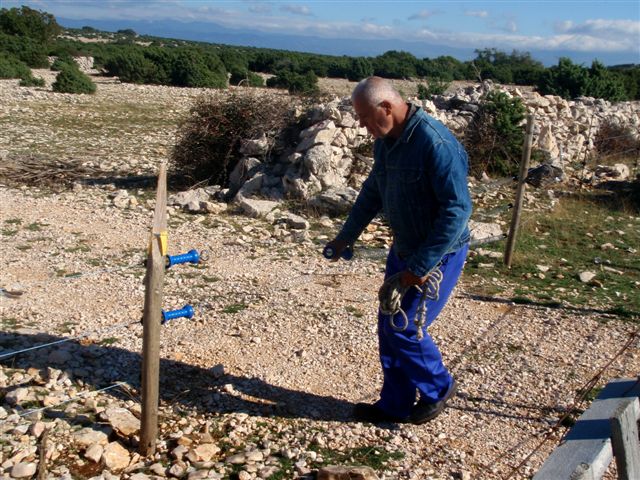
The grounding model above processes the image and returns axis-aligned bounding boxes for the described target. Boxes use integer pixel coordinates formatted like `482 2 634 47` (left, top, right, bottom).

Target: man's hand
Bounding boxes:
399 270 429 287
324 238 349 262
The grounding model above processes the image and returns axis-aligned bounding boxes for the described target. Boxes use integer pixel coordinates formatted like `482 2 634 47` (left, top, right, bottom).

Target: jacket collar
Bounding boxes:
399 104 422 143
384 104 422 150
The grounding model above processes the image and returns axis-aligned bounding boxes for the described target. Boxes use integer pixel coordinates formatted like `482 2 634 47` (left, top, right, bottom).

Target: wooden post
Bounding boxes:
140 163 167 456
504 114 535 268
611 397 640 480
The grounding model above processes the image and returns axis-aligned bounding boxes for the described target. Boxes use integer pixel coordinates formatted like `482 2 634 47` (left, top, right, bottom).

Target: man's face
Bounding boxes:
352 97 393 139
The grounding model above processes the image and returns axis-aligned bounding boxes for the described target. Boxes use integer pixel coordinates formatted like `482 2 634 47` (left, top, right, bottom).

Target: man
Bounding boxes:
325 77 472 424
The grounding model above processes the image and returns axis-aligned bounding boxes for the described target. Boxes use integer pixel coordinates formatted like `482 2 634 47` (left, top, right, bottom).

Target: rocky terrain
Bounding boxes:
0 69 638 479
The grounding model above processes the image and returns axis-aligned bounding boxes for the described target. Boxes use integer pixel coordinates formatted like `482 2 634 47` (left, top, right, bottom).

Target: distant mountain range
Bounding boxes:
59 17 635 67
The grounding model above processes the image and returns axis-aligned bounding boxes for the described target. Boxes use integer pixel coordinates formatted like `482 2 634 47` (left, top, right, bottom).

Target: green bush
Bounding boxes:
105 48 166 84
0 6 61 44
0 32 49 68
464 89 526 177
373 50 418 79
346 57 373 81
416 78 449 99
537 58 627 101
0 52 31 78
52 64 96 94
50 53 74 71
19 74 44 87
170 49 227 88
230 69 264 87
266 69 318 95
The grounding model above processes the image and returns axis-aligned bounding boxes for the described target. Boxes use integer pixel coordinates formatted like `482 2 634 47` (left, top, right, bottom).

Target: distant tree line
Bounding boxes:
1 6 638 100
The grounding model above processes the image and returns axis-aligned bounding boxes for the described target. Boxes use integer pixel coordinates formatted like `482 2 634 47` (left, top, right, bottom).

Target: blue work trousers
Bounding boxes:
377 244 468 418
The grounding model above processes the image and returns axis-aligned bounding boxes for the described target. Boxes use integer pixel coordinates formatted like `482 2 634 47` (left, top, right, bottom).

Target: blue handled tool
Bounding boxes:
162 305 194 324
166 249 201 268
323 244 353 261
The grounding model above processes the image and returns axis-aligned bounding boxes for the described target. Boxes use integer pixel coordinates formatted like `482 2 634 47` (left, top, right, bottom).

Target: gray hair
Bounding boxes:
351 76 403 106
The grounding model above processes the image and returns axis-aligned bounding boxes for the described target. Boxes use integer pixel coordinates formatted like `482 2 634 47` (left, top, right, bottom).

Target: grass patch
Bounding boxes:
1 317 20 330
466 189 640 318
582 385 604 402
309 444 405 471
4 218 22 225
25 222 46 231
58 322 75 334
203 275 221 283
99 337 119 345
222 303 248 314
1 229 18 236
345 305 364 318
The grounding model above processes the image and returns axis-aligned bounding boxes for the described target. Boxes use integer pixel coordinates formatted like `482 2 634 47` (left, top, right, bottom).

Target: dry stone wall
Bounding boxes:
231 82 639 214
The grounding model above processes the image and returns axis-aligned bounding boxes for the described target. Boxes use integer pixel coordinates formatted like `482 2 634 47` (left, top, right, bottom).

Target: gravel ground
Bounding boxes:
0 72 638 479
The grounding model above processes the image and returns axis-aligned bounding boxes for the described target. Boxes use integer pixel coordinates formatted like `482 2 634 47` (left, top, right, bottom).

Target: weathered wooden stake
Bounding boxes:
611 397 640 480
140 163 167 456
504 114 535 268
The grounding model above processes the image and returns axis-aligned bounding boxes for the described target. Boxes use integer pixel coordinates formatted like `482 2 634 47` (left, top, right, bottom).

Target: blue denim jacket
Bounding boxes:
337 106 472 277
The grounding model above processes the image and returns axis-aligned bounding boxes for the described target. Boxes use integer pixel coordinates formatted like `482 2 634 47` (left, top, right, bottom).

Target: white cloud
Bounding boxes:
465 10 488 18
248 4 272 14
414 28 638 53
280 4 312 16
408 10 435 21
555 19 640 38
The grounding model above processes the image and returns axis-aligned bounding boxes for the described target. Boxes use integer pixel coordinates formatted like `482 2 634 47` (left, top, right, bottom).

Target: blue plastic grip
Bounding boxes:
323 245 353 261
162 305 194 324
166 249 200 268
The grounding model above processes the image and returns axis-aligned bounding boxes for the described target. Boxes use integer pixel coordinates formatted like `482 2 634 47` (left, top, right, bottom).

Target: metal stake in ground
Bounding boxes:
140 163 167 456
505 114 535 268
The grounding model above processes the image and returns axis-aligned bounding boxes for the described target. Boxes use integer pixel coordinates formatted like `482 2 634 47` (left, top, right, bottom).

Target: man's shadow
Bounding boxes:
0 330 354 423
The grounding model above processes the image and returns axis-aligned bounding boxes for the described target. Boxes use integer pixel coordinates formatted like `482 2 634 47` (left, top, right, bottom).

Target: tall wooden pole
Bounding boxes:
504 114 535 268
140 163 167 456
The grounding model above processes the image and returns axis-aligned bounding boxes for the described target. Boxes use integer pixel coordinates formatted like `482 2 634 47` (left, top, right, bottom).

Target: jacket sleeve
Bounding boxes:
405 140 472 277
335 173 382 245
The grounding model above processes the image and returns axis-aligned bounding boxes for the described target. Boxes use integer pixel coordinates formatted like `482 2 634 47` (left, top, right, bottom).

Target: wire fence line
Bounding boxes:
1 382 129 425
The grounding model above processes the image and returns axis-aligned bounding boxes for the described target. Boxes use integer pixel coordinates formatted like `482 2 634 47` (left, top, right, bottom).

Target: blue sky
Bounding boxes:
3 1 639 65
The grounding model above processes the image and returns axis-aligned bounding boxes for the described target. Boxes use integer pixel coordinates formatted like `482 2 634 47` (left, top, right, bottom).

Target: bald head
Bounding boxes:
351 76 409 139
351 76 404 108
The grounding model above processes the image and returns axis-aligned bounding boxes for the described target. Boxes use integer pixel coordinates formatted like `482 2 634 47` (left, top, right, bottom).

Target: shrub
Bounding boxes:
170 49 227 88
266 69 318 95
0 31 49 67
416 78 449 99
464 89 526 177
537 57 628 101
19 74 44 87
52 64 96 94
104 48 165 84
0 6 61 44
346 57 373 81
230 69 264 87
50 53 74 71
170 92 302 187
0 52 31 78
594 121 640 160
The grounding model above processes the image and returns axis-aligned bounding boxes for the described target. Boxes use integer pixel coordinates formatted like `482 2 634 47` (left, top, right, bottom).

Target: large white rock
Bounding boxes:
102 441 131 471
72 427 109 448
104 407 140 436
10 463 37 479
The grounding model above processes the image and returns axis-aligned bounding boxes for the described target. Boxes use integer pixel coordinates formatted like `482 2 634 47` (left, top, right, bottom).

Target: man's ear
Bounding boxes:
379 100 392 115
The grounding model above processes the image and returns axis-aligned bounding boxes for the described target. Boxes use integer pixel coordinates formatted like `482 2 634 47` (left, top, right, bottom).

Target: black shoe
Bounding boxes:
353 402 405 424
409 378 458 425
